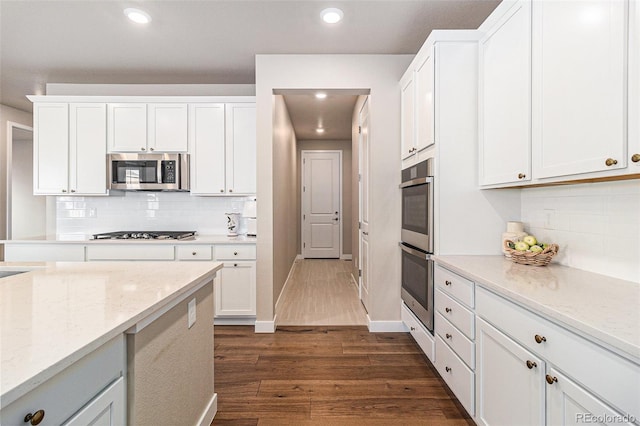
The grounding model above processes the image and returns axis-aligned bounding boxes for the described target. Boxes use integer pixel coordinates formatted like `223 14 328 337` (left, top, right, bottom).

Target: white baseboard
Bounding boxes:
255 318 276 333
214 317 256 326
340 254 353 260
197 393 217 426
367 318 406 332
296 254 303 260
350 273 359 289
275 259 298 313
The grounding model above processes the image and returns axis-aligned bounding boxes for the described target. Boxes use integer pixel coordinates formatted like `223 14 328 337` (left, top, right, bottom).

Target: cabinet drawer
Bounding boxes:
1 335 124 426
435 264 474 307
401 303 435 361
4 244 85 262
215 245 256 260
435 288 474 339
86 244 174 260
176 245 213 261
476 286 640 420
435 311 475 369
435 335 475 416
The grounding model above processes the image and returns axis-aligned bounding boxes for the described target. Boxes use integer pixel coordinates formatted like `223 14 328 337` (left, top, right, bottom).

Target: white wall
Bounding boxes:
11 136 46 239
255 54 413 325
521 181 640 283
55 193 252 239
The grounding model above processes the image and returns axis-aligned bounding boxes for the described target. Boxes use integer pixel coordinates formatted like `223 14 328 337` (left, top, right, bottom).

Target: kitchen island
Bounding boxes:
0 260 222 425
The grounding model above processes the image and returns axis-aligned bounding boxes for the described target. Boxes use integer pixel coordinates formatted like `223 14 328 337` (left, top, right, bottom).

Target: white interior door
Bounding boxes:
302 151 341 259
358 98 370 311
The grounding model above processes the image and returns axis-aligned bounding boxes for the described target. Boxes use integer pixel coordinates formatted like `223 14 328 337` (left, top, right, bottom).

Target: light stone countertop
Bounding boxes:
0 261 223 407
0 234 257 244
434 255 640 362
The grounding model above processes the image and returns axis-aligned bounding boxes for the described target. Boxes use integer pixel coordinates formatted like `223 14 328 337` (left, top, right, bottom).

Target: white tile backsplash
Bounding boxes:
55 192 253 238
521 180 640 283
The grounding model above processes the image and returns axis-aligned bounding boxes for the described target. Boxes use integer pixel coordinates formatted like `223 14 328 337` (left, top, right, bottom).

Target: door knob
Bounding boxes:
526 360 537 369
545 375 558 385
631 154 640 163
605 158 618 166
333 218 339 221
534 334 546 344
518 173 526 179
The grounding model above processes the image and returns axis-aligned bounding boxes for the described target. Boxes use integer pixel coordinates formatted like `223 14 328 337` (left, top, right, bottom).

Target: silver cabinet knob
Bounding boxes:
141 147 146 151
149 147 154 151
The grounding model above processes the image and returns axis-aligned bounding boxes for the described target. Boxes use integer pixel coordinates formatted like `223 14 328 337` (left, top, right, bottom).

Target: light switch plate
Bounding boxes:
188 298 196 329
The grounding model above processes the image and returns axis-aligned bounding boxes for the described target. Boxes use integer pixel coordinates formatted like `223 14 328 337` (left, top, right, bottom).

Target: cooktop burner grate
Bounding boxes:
92 231 196 241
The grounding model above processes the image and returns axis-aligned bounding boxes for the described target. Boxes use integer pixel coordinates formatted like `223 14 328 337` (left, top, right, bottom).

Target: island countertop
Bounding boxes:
0 261 222 407
433 255 640 362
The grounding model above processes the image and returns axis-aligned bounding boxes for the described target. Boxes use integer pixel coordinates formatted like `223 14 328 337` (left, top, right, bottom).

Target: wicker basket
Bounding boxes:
503 240 559 266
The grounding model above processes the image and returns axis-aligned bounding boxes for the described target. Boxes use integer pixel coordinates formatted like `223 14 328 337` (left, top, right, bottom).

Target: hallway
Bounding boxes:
276 259 368 326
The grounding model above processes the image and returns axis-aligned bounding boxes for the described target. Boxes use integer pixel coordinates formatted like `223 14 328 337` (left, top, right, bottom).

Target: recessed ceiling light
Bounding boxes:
124 8 152 24
316 128 325 134
315 92 327 99
321 8 343 24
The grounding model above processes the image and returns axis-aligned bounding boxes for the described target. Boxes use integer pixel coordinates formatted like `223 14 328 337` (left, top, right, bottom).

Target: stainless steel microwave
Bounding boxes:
108 153 190 191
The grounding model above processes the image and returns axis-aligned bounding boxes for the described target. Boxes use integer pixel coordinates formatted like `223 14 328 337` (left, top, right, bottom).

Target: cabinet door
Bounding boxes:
630 0 640 171
62 377 125 426
107 103 147 152
479 0 531 186
532 0 627 178
225 103 256 194
546 368 634 426
33 103 69 194
476 317 544 426
188 103 226 194
400 72 416 160
215 261 256 316
148 103 188 152
69 103 107 195
415 53 435 152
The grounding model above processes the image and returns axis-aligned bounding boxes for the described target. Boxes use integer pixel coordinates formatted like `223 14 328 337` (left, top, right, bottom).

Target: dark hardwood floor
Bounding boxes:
212 326 474 425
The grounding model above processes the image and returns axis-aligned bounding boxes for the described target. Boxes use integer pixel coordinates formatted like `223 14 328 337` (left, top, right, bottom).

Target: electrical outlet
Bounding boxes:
544 209 555 230
188 298 196 329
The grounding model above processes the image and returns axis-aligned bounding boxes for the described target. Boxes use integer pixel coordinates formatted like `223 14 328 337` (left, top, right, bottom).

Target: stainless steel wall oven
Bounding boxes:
400 158 434 331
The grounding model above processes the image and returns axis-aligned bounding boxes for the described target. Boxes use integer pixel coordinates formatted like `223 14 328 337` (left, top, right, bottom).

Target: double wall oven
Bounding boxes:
400 158 434 332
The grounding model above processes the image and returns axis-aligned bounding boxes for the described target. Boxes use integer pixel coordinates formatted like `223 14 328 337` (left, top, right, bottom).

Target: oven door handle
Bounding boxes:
399 242 432 260
399 176 433 188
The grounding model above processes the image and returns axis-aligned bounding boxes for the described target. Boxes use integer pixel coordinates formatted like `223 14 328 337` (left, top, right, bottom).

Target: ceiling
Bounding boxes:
0 0 500 138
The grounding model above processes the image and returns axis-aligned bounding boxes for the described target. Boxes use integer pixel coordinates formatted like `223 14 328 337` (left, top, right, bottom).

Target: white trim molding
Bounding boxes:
275 259 298 313
196 393 218 426
340 254 353 260
255 318 276 333
367 317 406 333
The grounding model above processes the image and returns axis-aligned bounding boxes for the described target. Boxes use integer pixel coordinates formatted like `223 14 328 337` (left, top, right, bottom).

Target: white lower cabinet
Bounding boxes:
476 317 544 426
214 261 256 317
401 302 434 361
86 244 174 261
435 334 475 415
476 286 640 425
4 243 85 262
0 335 125 426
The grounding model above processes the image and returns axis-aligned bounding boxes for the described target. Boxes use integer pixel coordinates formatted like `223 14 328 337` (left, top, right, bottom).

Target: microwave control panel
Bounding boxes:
162 161 176 184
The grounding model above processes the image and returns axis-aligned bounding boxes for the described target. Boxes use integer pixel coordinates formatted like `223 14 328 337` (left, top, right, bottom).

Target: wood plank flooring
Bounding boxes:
276 259 368 326
212 326 474 425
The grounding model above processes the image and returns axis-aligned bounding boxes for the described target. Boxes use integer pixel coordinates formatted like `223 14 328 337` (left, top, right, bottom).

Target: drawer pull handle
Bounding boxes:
545 374 558 385
632 153 640 163
141 147 146 151
518 173 526 179
445 366 451 373
233 263 238 267
410 326 416 331
234 251 238 255
445 307 452 313
605 158 618 167
534 334 546 344
192 252 197 256
445 280 451 286
24 410 45 425
220 189 224 193
526 360 537 369
445 333 452 339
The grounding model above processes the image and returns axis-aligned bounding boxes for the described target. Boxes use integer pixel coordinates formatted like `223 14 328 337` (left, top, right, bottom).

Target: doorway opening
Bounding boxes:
272 89 369 326
5 122 47 240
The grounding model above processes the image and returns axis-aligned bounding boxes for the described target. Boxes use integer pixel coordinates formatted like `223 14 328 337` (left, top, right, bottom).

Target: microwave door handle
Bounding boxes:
157 160 163 184
428 176 434 253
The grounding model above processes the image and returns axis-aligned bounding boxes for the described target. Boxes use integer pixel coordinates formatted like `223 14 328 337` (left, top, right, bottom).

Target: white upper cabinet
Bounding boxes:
189 102 256 196
415 53 435 152
630 0 640 170
34 103 69 194
479 0 531 186
189 103 226 195
69 103 107 195
225 103 256 194
108 103 187 153
34 102 107 196
400 72 416 160
107 103 147 152
148 103 188 152
532 0 627 178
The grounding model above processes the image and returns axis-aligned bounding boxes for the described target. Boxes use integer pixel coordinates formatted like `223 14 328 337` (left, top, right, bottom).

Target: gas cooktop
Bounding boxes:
92 231 196 241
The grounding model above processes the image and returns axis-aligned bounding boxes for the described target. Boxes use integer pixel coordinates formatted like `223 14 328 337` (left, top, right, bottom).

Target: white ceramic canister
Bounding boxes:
502 222 527 257
225 213 240 236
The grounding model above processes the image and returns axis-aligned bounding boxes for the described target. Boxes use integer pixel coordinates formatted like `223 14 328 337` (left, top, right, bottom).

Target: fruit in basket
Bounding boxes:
514 241 529 251
523 235 538 246
529 245 543 253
